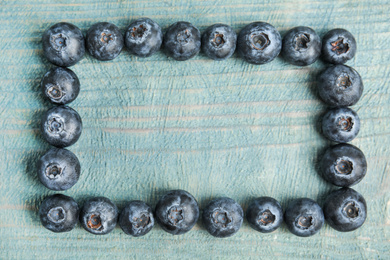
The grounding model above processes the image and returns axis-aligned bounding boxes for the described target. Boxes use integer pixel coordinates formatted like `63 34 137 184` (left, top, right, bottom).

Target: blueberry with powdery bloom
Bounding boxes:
246 197 283 233
322 28 356 64
86 22 124 61
125 18 163 57
164 21 201 61
201 24 237 61
322 107 360 143
42 22 85 67
237 22 282 64
119 200 155 237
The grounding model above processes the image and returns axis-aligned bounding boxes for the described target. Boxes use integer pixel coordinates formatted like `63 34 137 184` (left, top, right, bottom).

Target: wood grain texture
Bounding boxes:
0 0 389 259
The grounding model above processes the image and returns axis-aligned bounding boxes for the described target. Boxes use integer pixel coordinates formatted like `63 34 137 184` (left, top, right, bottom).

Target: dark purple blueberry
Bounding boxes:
37 148 80 191
155 190 199 235
41 67 80 105
246 197 283 233
322 107 360 143
202 197 243 238
324 188 367 232
322 28 356 64
319 144 367 187
163 21 201 61
281 26 321 66
119 200 154 237
41 106 82 148
201 24 237 61
318 65 363 107
284 198 324 237
86 22 123 61
237 22 281 64
80 197 119 235
125 18 163 57
42 22 85 67
39 194 79 233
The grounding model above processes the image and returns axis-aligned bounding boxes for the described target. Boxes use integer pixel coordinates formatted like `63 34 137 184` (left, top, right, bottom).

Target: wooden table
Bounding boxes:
1 0 389 258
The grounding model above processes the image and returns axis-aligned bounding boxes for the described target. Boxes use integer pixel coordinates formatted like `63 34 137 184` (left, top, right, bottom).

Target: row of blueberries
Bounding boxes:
40 189 366 237
42 19 356 67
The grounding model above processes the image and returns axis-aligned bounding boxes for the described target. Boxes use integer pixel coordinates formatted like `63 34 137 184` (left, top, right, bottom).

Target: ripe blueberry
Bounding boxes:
322 28 356 64
284 198 324 237
318 65 364 107
86 22 124 61
41 106 82 148
42 22 85 67
80 197 119 235
41 67 80 105
201 24 237 61
164 21 201 61
322 107 360 143
319 144 367 187
37 148 81 191
237 22 281 64
39 194 79 233
281 26 321 66
119 200 154 237
202 197 243 238
246 197 283 233
125 18 163 57
155 190 199 235
324 188 367 232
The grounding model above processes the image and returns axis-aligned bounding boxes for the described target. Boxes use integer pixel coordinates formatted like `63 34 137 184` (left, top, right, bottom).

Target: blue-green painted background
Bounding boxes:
0 0 389 259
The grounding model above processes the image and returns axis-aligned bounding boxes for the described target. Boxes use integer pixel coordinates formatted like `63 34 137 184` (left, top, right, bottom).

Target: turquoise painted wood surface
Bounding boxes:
0 0 389 259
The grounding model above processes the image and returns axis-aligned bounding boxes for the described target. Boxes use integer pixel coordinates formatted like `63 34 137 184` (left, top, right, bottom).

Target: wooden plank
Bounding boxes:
0 0 389 258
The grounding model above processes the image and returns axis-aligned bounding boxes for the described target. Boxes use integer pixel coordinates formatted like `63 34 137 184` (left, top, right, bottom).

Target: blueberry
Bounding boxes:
80 197 118 235
322 29 356 64
202 197 243 238
86 22 123 61
155 190 199 235
41 106 82 148
42 22 85 67
119 200 154 237
318 65 364 107
284 198 324 237
41 67 80 105
39 194 79 233
322 107 360 143
237 22 281 65
201 24 237 61
324 188 367 232
246 197 283 233
163 21 201 61
125 18 163 58
319 144 367 187
37 148 80 191
281 26 321 66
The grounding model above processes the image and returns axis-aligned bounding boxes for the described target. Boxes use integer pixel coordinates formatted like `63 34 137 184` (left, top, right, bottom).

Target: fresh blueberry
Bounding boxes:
322 28 356 64
119 200 154 237
41 67 80 105
318 65 364 107
163 21 201 61
201 24 237 61
86 22 123 61
246 197 283 233
37 148 81 191
42 22 85 67
80 197 118 235
237 22 281 65
39 194 79 233
155 190 199 235
41 106 82 148
319 144 367 187
284 198 324 237
324 188 367 232
125 18 163 58
322 107 360 143
202 197 243 238
281 26 321 66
